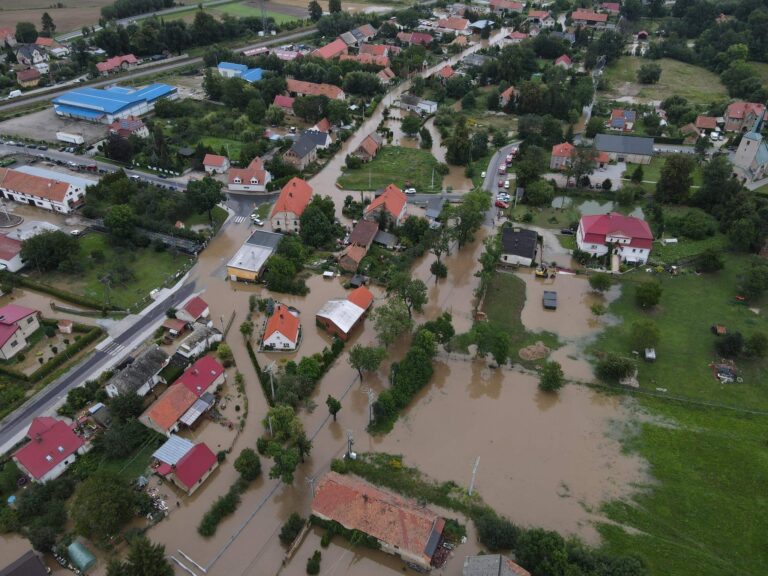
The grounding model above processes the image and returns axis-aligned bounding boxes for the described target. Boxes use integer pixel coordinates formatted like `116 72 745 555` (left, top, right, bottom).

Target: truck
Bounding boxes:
56 132 84 145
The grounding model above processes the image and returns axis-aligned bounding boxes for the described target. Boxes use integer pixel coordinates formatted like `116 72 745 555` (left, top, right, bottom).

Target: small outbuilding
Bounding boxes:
500 227 538 267
67 541 96 573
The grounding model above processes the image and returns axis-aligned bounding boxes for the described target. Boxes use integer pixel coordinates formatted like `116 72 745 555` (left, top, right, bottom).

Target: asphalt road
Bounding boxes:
0 28 316 113
0 282 196 453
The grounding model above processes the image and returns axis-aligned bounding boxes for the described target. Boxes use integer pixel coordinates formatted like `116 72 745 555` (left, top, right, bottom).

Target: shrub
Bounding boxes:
665 210 717 240
695 248 724 273
588 272 611 292
635 281 662 308
430 260 447 278
306 550 321 575
715 332 743 358
474 510 519 551
595 353 635 382
539 361 565 391
234 448 261 481
630 319 660 350
280 513 305 547
745 332 768 358
198 486 242 537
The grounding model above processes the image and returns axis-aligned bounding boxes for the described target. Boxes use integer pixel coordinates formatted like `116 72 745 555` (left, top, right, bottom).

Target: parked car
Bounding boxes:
405 187 416 195
560 228 574 235
250 215 264 226
498 179 505 188
495 200 509 209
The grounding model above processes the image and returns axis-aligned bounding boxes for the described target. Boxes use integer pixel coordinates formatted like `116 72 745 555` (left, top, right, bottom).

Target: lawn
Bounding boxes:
338 146 444 192
592 256 768 575
463 109 519 136
510 195 645 230
184 205 228 230
31 233 192 310
629 156 704 186
198 136 244 159
452 272 559 364
748 61 768 86
601 57 728 106
651 233 729 263
163 1 300 23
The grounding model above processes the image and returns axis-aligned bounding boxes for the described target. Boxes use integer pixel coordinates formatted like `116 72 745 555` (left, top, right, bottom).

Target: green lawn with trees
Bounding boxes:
590 257 768 575
339 147 444 192
27 233 192 310
600 57 728 105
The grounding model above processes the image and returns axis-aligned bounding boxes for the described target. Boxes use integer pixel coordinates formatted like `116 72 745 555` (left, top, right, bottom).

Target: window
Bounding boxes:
10 340 17 348
27 317 33 324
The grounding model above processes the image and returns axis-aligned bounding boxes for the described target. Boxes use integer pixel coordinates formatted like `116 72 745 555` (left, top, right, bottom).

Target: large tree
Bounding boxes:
655 154 695 204
187 176 225 227
20 230 80 273
326 395 342 421
401 114 421 136
308 0 323 21
15 22 37 44
299 196 336 248
261 405 308 484
104 204 136 240
107 536 174 576
389 272 428 318
452 189 490 246
71 471 137 542
234 448 262 481
40 13 56 37
348 344 386 380
446 116 472 165
329 0 342 12
567 145 598 188
372 297 413 347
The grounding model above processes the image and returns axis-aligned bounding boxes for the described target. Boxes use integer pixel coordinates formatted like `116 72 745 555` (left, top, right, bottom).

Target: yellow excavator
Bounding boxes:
534 234 548 277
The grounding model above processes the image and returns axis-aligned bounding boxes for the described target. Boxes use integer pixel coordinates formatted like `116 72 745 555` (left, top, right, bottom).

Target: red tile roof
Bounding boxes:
144 385 198 432
438 17 469 30
177 355 224 397
14 417 84 480
0 234 21 261
229 157 268 186
491 0 524 10
271 177 313 218
286 78 344 99
360 44 388 57
312 472 445 565
162 318 187 333
182 295 208 319
528 10 550 19
551 142 574 158
312 38 348 60
314 118 331 133
508 31 528 39
500 86 517 101
16 68 41 82
348 219 379 247
202 154 227 168
601 2 620 12
35 36 57 47
263 304 300 343
571 9 609 22
0 168 71 202
438 65 455 79
365 184 406 221
273 94 295 109
109 116 145 137
581 212 653 249
358 134 381 158
378 67 396 82
397 32 433 45
0 304 37 325
695 115 718 130
725 101 765 120
340 53 390 67
348 286 374 310
555 54 572 66
96 53 138 73
173 443 217 489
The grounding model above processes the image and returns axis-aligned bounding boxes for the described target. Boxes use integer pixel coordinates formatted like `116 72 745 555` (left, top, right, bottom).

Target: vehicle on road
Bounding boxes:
481 171 486 178
250 215 264 226
7 90 21 99
405 187 417 195
495 200 509 209
70 229 82 236
498 164 506 174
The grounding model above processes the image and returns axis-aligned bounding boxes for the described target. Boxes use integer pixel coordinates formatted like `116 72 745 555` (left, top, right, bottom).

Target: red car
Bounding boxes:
495 200 509 209
498 179 505 188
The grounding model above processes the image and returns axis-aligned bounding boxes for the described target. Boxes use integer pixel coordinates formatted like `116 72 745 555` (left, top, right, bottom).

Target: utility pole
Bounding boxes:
362 387 377 425
468 456 480 496
346 429 355 458
306 475 316 498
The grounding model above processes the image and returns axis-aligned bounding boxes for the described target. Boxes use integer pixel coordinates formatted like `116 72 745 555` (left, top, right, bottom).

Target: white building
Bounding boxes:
262 303 300 350
0 167 88 213
228 157 271 192
576 212 654 264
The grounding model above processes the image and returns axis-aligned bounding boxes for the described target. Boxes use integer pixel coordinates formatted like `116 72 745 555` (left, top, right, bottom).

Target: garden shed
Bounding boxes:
67 541 96 572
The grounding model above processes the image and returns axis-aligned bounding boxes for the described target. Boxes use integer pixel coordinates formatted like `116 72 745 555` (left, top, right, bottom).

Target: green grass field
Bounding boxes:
163 1 300 23
338 146 444 192
601 57 728 105
198 136 245 159
184 205 228 230
452 272 559 364
31 233 192 310
592 256 768 575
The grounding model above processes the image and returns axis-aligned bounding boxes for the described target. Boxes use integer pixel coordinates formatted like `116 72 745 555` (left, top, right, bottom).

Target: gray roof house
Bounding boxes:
0 550 49 576
105 346 169 398
177 324 223 359
300 129 332 150
283 134 319 169
594 134 654 163
463 554 531 576
500 227 538 267
425 196 445 227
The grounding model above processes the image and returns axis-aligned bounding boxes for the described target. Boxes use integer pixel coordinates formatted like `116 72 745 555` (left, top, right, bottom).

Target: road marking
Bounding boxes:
234 216 246 224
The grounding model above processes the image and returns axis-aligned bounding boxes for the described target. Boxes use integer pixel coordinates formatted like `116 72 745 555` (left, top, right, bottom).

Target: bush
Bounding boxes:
217 343 234 367
198 484 242 537
280 513 305 547
588 272 611 292
234 448 261 482
635 281 662 308
595 353 635 382
306 550 321 575
474 510 519 551
666 210 717 240
430 260 447 278
715 332 743 358
630 319 660 350
695 248 724 273
745 332 768 358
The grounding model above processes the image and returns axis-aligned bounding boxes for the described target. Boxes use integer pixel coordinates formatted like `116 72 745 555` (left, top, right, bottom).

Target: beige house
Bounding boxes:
270 177 313 233
0 305 41 360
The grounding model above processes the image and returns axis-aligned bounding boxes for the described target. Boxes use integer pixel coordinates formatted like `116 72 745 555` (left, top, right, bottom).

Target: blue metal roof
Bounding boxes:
53 104 105 119
241 68 263 82
219 62 248 72
51 83 175 114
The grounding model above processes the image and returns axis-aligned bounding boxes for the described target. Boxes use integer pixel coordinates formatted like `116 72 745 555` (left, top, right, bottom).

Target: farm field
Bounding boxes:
601 57 728 106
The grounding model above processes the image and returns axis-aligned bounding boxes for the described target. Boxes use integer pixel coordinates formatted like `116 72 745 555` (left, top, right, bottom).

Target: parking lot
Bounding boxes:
0 108 107 144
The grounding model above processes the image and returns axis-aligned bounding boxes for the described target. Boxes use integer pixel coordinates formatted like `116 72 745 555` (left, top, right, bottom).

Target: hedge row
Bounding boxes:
245 341 273 407
197 477 249 537
16 277 120 311
29 327 103 382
